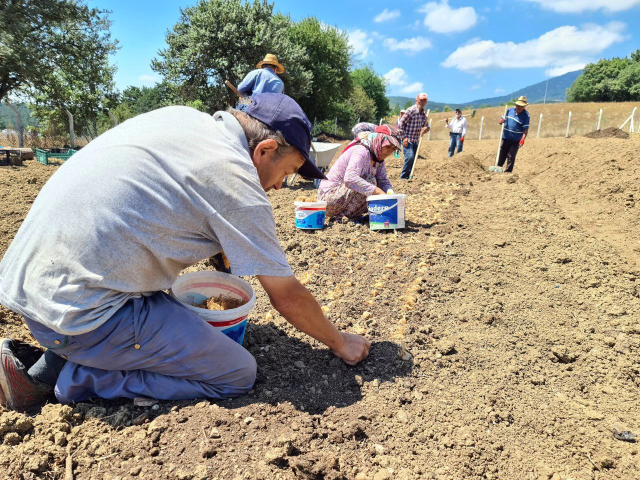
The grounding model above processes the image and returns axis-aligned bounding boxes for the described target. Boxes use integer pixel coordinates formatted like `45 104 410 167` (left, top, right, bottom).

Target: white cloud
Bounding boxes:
383 68 424 95
138 74 160 85
401 82 424 94
442 23 626 74
548 63 587 76
494 88 506 94
526 0 640 13
384 36 432 54
348 29 373 58
420 1 478 34
383 68 410 86
374 8 401 23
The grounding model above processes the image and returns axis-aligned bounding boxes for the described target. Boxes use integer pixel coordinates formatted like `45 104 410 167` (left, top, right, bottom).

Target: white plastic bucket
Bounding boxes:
170 271 256 345
366 193 406 230
294 201 327 229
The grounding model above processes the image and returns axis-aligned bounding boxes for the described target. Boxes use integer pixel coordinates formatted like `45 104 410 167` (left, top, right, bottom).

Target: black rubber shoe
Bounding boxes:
0 338 54 414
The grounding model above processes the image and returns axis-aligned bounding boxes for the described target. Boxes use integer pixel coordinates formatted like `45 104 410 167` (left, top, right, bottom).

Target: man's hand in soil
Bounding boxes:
402 138 409 148
332 332 370 365
258 275 370 365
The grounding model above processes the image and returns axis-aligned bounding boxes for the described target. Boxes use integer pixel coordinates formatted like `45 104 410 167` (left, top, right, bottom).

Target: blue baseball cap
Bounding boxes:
244 93 326 180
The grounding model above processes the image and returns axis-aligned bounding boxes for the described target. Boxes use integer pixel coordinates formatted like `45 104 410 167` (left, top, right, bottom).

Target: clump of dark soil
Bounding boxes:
316 132 350 142
584 127 629 139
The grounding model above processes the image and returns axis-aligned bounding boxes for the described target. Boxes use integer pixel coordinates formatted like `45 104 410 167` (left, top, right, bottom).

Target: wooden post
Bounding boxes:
427 118 432 141
537 113 543 139
478 116 484 140
597 109 602 131
65 109 75 148
565 111 572 138
495 105 509 166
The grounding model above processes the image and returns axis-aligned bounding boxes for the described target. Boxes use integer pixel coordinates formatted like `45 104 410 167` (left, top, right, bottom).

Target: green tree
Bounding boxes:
0 1 117 102
287 17 352 122
1 0 117 143
567 56 632 102
351 65 389 119
443 106 452 112
152 0 311 113
348 86 376 122
617 61 640 101
403 100 413 110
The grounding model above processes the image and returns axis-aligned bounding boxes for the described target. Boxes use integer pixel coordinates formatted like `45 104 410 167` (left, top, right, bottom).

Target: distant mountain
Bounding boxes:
388 96 448 112
387 70 582 110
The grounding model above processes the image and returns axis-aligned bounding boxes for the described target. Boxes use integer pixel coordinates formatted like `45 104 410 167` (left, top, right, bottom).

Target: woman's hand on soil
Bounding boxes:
372 187 385 195
332 332 371 365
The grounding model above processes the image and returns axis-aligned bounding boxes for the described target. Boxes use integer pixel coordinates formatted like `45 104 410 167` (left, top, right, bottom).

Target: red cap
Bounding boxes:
416 93 428 101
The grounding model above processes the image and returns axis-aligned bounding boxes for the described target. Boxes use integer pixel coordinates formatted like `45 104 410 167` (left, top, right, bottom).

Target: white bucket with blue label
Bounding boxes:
170 271 256 345
294 201 327 230
366 193 406 230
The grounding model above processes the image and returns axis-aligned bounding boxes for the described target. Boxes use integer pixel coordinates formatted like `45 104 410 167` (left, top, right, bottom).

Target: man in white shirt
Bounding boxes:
445 108 468 158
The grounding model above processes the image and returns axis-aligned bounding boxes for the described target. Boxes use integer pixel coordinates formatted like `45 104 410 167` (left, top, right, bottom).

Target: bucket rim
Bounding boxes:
294 200 327 208
170 270 256 319
366 193 406 201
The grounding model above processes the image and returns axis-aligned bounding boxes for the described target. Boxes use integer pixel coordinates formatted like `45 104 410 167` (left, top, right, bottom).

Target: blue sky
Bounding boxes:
89 0 640 104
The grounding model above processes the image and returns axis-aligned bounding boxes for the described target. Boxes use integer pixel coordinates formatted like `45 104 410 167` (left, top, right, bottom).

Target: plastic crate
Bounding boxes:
35 148 77 165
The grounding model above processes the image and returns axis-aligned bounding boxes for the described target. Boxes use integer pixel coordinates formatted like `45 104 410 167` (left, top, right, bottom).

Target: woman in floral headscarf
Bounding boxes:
318 124 402 220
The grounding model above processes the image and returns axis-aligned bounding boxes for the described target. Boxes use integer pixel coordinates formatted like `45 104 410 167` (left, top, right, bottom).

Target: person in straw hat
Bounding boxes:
497 95 530 172
238 53 286 97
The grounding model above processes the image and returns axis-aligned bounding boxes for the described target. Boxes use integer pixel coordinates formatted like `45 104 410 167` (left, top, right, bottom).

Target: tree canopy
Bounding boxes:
567 50 640 102
0 0 117 139
351 65 389 120
152 0 311 112
287 17 352 121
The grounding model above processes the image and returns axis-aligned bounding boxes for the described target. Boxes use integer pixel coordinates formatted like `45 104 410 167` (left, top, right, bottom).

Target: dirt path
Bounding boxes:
0 134 638 479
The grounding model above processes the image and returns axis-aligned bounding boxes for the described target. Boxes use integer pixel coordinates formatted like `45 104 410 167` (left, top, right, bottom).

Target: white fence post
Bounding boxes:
427 118 432 141
108 111 118 128
597 109 602 131
65 109 75 148
357 117 360 124
537 113 543 139
630 107 637 133
620 108 637 132
334 117 337 135
565 111 572 138
478 116 484 140
379 118 383 126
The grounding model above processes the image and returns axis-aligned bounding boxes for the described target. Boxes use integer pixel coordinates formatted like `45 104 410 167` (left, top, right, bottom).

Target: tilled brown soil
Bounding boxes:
0 133 639 480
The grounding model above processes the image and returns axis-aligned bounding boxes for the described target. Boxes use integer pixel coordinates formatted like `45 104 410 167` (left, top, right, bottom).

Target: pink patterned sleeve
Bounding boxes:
343 146 376 196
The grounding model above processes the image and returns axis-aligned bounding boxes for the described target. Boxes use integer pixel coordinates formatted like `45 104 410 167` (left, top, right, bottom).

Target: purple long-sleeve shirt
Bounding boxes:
318 144 392 196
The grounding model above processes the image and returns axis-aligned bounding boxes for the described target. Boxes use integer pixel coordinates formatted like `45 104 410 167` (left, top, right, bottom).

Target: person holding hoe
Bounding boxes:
238 53 285 96
398 93 430 179
497 96 530 173
0 93 371 414
445 108 467 157
318 124 402 220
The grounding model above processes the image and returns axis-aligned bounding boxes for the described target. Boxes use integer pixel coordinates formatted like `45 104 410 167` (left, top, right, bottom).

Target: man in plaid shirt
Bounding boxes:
398 93 430 179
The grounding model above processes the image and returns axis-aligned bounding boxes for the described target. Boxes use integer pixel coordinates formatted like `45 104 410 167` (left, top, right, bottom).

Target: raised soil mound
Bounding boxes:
584 127 629 139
